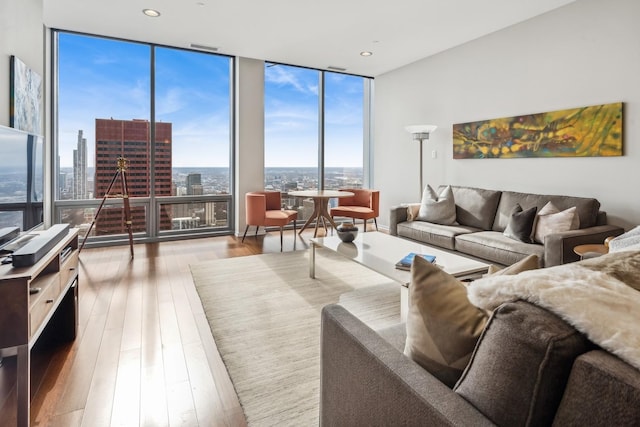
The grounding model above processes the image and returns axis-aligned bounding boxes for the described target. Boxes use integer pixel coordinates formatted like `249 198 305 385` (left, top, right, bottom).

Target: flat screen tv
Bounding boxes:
0 124 44 231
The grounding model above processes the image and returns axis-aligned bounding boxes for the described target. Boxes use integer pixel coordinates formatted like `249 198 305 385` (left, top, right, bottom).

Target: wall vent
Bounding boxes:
190 43 219 52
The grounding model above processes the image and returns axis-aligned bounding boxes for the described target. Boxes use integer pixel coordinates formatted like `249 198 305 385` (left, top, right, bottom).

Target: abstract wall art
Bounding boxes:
453 102 623 159
10 55 42 135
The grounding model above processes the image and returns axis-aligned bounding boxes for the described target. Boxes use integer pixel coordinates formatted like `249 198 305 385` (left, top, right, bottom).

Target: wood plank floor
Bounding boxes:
0 226 350 427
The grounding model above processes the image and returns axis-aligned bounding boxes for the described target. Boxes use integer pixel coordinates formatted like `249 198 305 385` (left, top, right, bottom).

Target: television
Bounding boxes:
0 124 44 232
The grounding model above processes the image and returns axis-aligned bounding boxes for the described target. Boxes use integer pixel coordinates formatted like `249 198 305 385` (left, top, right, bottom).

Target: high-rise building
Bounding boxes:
186 173 201 195
73 130 88 199
94 118 172 235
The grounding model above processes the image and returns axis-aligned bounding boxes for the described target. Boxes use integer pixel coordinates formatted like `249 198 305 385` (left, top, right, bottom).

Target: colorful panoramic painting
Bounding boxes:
453 102 622 159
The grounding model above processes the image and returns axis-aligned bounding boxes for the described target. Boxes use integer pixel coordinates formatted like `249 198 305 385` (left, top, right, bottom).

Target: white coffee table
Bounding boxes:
310 231 490 321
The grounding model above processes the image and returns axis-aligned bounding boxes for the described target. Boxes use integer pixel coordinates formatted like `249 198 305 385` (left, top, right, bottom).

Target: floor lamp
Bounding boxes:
405 124 437 198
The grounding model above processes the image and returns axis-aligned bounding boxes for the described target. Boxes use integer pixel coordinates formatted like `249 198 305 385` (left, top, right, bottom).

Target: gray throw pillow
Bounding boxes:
503 203 537 243
416 185 457 225
454 301 592 427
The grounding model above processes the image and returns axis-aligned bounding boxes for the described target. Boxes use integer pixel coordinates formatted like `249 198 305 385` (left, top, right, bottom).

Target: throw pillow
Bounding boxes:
533 202 579 244
403 203 421 221
416 185 457 225
404 255 488 388
454 301 592 427
485 254 540 275
503 203 537 243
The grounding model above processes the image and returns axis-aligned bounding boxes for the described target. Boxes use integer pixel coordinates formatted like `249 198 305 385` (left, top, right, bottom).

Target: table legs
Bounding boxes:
298 197 339 237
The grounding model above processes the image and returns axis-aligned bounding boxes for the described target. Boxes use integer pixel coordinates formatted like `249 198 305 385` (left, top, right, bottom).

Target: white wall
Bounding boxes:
0 0 44 128
374 0 640 230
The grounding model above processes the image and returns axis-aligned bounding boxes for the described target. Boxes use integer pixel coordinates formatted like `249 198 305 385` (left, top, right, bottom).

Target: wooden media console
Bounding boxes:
0 228 79 427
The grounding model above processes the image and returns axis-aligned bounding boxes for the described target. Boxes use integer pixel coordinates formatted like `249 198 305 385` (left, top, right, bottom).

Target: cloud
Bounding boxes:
265 64 318 95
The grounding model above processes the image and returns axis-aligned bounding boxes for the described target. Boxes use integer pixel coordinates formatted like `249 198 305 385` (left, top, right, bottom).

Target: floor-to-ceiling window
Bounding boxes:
264 63 372 220
323 71 366 190
53 31 233 246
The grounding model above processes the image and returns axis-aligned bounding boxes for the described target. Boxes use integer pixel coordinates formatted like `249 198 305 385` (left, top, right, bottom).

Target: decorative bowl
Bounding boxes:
336 225 358 243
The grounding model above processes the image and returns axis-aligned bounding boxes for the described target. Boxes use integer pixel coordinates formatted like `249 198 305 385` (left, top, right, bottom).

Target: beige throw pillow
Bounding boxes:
533 202 579 244
416 185 457 225
486 254 540 275
404 203 421 221
404 255 488 387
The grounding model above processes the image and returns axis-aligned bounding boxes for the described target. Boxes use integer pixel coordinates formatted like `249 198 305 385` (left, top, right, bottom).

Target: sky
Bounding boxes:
57 32 366 169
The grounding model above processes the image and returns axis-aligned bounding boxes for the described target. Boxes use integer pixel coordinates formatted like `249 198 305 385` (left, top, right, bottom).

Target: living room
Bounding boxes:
1 0 639 425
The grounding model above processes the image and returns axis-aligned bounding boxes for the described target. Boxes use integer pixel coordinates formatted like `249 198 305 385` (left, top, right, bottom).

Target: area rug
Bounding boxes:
190 249 401 426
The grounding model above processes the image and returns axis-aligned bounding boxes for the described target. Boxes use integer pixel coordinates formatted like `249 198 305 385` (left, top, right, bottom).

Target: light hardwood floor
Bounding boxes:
0 227 336 427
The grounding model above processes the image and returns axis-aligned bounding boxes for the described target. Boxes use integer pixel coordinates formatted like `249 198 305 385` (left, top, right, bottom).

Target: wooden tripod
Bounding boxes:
79 157 134 257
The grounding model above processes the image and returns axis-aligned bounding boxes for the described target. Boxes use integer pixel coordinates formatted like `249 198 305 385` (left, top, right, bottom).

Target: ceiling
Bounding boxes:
43 0 575 77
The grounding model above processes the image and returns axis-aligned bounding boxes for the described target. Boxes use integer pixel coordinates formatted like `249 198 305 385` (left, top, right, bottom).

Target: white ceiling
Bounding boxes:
43 0 575 77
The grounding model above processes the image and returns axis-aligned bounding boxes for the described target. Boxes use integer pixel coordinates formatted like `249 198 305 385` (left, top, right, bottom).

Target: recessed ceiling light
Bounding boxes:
143 9 161 17
360 51 373 57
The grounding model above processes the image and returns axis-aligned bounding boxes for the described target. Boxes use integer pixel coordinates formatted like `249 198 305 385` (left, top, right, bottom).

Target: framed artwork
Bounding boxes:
453 102 623 159
10 55 42 135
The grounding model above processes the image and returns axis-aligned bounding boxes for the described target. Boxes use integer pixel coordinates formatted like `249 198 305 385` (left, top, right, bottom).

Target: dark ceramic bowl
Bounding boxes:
337 227 358 243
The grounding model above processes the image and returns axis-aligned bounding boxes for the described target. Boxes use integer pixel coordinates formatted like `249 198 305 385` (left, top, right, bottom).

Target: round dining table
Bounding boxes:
288 190 354 237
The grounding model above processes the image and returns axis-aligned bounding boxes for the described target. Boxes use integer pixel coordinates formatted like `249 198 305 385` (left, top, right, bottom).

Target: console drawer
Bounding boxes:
29 275 62 337
60 250 79 288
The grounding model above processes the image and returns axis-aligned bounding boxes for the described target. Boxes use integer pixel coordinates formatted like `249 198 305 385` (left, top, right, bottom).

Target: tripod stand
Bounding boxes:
79 157 134 257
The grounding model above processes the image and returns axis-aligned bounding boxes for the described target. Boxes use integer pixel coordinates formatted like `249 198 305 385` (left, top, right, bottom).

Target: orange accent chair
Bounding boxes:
330 188 380 232
242 191 298 251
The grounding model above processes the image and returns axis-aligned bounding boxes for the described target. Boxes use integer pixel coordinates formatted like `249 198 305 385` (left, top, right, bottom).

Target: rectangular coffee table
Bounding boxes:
310 231 490 320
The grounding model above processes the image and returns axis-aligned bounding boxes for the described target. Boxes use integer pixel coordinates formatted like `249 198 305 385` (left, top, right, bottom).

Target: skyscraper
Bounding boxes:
94 118 172 235
73 130 88 199
186 173 202 195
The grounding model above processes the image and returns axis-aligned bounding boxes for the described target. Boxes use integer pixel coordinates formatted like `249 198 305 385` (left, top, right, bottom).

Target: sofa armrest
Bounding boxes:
389 205 410 236
320 304 495 427
553 350 640 426
543 224 625 267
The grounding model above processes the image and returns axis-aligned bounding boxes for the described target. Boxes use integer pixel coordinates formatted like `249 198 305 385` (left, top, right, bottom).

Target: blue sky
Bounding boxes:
57 32 365 169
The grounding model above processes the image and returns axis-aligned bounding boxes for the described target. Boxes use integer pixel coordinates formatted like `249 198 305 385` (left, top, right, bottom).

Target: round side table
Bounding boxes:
573 244 609 260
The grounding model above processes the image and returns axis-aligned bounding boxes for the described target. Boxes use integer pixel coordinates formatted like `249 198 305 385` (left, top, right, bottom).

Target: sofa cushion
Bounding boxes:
441 186 502 230
503 203 537 243
493 190 600 231
454 301 593 427
404 256 488 388
533 202 580 243
455 231 545 267
397 221 479 251
553 350 640 426
417 185 457 225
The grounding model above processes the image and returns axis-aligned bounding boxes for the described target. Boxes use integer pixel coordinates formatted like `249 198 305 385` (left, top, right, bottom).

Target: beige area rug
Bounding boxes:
190 249 401 426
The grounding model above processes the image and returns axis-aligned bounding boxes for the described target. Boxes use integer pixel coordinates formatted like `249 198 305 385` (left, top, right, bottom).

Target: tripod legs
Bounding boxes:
78 161 134 258
120 171 134 258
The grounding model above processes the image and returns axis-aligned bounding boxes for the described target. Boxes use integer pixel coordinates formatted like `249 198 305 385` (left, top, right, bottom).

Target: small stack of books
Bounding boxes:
395 252 436 270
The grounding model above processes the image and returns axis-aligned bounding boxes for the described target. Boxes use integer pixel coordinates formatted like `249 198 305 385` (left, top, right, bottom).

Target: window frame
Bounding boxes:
51 30 236 247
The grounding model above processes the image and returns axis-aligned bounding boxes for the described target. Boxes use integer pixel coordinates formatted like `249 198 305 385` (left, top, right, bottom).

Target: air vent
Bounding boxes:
327 66 347 72
190 43 219 52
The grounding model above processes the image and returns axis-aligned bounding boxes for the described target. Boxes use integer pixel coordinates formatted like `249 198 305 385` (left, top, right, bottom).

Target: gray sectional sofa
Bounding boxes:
389 185 624 267
320 300 640 426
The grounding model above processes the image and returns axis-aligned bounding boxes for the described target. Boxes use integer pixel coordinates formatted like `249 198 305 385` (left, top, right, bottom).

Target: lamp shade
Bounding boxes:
405 124 437 134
